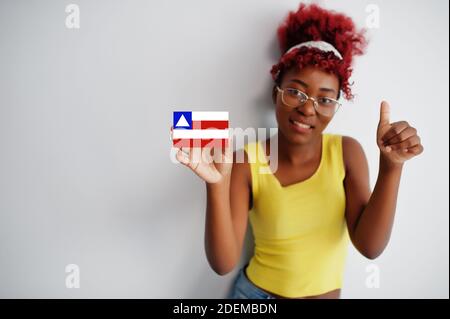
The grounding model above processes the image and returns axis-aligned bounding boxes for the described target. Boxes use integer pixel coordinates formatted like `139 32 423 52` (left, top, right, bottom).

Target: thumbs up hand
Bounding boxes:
377 101 424 166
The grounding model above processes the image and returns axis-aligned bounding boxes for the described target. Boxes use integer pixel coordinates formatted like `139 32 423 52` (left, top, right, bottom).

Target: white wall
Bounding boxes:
0 0 448 298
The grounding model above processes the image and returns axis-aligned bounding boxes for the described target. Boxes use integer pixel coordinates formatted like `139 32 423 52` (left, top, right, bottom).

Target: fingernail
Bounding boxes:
386 146 392 152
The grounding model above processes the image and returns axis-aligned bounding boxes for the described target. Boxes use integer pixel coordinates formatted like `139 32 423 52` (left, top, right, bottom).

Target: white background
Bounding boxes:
0 0 448 298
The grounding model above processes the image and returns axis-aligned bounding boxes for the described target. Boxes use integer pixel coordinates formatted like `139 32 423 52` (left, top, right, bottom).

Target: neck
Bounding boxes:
277 131 322 165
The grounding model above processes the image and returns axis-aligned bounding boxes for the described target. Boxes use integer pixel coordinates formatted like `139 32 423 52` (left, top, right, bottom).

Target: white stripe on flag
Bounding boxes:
172 129 229 139
191 112 228 121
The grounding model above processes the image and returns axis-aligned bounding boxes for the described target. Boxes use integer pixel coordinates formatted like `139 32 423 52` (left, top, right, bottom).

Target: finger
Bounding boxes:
405 144 424 156
211 146 223 164
190 147 203 166
223 136 233 163
180 146 190 156
383 127 418 146
201 146 214 164
387 135 421 151
381 121 410 143
176 148 191 166
379 101 390 127
181 146 198 167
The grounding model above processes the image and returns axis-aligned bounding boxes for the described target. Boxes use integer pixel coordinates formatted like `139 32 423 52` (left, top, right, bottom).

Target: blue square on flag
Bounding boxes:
173 111 192 130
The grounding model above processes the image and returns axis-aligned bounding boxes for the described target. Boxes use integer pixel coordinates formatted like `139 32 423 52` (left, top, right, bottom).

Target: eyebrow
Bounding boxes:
288 79 337 94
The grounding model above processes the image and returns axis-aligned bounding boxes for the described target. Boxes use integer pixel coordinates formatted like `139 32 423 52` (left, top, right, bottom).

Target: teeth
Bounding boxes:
293 120 311 129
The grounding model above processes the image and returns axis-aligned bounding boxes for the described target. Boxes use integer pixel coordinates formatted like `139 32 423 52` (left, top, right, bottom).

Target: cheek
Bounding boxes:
275 105 289 126
315 116 332 131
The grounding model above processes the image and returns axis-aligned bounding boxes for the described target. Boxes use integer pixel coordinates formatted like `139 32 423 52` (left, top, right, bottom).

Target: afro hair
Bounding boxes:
271 3 367 100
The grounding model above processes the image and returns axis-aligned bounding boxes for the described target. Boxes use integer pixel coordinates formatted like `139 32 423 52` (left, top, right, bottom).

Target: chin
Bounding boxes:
280 126 315 145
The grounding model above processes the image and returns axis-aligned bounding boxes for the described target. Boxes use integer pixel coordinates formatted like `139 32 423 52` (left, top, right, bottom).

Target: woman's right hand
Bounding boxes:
171 127 233 184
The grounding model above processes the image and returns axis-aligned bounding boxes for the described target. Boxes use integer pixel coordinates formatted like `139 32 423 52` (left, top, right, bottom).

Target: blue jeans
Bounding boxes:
227 265 276 299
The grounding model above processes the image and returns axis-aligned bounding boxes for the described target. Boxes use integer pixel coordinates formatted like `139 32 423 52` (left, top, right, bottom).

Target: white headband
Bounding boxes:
285 40 343 60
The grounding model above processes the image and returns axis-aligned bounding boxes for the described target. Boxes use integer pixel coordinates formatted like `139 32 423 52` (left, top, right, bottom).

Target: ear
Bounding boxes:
272 85 278 105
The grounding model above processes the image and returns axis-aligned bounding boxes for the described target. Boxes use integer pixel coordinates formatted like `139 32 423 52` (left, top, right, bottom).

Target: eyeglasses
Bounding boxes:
276 86 341 117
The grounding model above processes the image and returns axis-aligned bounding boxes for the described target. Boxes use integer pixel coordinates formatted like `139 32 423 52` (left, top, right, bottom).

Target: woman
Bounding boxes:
172 4 424 299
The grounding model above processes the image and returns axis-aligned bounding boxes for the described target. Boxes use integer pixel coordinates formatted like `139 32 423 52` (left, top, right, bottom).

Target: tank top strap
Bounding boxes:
323 134 345 180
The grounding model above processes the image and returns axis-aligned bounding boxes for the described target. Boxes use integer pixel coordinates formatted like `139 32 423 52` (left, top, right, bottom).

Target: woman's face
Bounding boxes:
273 65 340 145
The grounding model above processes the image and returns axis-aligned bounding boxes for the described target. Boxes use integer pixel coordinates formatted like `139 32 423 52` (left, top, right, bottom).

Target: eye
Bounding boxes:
286 88 308 101
286 88 300 96
318 97 335 105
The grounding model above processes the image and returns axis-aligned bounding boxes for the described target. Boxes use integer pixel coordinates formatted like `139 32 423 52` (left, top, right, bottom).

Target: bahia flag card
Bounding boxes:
172 111 229 148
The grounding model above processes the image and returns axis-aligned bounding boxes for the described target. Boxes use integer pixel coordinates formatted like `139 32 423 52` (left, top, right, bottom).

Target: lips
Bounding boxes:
289 117 315 129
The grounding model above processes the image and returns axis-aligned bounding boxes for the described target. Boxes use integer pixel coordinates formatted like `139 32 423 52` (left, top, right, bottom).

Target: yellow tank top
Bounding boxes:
244 133 349 298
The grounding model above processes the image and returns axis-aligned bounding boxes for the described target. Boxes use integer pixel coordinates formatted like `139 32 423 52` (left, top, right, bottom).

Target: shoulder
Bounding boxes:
236 139 269 188
232 144 252 187
341 135 363 150
341 135 367 173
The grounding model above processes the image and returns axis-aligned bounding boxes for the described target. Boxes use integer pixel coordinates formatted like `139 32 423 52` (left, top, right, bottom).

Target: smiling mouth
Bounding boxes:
289 119 314 129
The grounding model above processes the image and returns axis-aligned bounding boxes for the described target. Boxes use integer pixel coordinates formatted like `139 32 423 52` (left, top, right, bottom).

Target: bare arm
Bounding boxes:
343 102 424 259
344 136 403 259
173 136 251 275
204 153 251 275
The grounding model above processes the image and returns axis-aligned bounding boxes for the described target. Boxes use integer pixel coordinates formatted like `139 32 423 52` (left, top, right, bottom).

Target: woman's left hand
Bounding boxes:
377 101 424 166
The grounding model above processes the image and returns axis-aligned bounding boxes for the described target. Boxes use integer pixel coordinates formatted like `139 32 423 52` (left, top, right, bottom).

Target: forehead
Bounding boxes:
282 65 339 89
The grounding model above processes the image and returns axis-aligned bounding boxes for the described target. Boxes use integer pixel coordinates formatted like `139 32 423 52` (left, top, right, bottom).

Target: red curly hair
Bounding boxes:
271 3 367 100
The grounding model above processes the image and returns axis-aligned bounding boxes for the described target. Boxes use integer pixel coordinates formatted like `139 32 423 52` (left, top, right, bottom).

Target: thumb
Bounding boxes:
379 101 390 127
223 135 233 163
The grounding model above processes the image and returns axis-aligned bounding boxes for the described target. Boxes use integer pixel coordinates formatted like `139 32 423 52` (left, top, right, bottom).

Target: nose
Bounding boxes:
295 98 316 116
